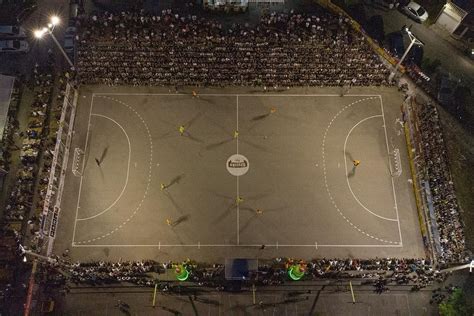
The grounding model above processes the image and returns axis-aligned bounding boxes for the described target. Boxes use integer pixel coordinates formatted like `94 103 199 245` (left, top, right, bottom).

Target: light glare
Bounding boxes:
34 29 45 38
51 16 60 26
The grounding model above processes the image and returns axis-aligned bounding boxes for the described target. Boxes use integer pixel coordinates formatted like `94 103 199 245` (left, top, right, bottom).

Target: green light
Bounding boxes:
175 265 189 281
288 265 305 281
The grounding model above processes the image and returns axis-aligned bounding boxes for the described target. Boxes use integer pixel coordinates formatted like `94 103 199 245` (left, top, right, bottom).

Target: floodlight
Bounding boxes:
50 16 60 26
34 29 46 38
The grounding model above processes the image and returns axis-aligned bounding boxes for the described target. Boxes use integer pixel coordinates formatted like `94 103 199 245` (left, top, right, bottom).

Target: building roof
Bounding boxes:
0 74 15 143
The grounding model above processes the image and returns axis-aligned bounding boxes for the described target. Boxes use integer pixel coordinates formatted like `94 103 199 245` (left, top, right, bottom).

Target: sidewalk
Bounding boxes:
428 23 469 54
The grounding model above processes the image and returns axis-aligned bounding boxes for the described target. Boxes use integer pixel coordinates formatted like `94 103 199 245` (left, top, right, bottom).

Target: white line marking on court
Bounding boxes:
76 113 131 221
236 95 240 245
74 96 153 244
322 97 398 244
71 243 403 247
380 96 403 245
93 93 381 97
343 114 398 222
72 94 95 244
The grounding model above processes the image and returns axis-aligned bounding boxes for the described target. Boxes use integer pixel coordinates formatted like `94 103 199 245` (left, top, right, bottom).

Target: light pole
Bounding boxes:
34 16 75 70
388 27 424 82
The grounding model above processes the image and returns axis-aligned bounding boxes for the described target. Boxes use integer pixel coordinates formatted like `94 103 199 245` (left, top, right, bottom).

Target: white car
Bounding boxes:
402 1 429 23
0 25 27 38
0 40 29 53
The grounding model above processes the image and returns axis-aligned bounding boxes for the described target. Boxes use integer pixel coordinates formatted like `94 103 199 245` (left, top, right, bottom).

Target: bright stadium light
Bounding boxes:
34 16 74 69
34 28 47 39
50 15 60 26
388 27 423 82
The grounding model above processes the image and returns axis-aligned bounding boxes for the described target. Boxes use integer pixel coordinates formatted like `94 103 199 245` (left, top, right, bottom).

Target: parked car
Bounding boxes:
401 1 429 23
437 76 455 106
0 25 26 39
63 26 76 54
0 40 29 53
386 31 405 58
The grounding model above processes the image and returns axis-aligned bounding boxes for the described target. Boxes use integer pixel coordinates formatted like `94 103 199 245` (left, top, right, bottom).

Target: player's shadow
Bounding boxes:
239 214 258 234
211 192 273 226
184 132 204 143
170 214 190 227
212 202 236 225
99 145 109 164
166 174 185 189
251 113 271 121
345 151 356 178
192 296 221 306
348 166 356 178
204 137 233 151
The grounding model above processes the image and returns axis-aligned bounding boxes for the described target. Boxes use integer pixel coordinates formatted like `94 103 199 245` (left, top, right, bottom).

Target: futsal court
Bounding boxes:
54 86 425 262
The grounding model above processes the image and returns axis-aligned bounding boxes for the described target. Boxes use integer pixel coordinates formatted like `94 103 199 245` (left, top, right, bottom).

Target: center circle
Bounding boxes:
226 154 249 176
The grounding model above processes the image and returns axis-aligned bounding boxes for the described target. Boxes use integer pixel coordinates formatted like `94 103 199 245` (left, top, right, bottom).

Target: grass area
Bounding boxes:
438 106 474 253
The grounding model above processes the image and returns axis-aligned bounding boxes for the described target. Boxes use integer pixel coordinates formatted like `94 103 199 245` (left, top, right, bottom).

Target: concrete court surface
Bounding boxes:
60 289 434 316
53 85 424 262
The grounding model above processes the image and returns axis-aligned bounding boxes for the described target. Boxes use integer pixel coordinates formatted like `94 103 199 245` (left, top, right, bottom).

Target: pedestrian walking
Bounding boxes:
270 107 276 114
160 183 166 191
95 158 101 166
260 244 266 250
236 196 244 204
192 90 199 98
256 209 263 214
166 219 172 226
353 160 360 167
234 130 239 138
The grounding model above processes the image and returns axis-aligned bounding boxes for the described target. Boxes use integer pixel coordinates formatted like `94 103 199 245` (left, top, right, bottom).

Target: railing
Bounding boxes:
39 83 78 256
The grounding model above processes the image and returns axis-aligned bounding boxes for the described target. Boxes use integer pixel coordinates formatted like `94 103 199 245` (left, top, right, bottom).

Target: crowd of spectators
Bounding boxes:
0 59 73 304
1 6 471 310
41 257 447 293
76 10 392 87
2 62 55 245
415 101 467 264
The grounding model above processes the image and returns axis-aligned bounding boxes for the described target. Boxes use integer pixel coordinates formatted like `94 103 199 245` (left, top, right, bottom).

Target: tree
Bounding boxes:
438 288 472 316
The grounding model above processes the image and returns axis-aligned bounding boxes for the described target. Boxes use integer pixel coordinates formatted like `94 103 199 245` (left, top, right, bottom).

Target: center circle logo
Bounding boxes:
226 154 249 176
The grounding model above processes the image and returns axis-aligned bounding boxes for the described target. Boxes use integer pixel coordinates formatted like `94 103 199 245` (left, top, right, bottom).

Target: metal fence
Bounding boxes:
39 83 77 256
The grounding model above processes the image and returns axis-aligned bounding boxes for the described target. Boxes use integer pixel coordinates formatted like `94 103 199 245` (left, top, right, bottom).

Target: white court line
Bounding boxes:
76 113 131 221
93 93 381 97
73 95 153 245
236 95 239 245
71 93 405 248
72 94 94 245
343 114 398 222
379 96 403 245
71 243 404 247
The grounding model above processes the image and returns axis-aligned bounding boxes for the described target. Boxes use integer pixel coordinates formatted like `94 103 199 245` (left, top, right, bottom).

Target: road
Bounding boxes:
364 4 474 86
56 282 436 315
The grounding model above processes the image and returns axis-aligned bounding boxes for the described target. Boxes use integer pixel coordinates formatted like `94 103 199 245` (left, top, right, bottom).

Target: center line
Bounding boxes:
236 95 240 245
